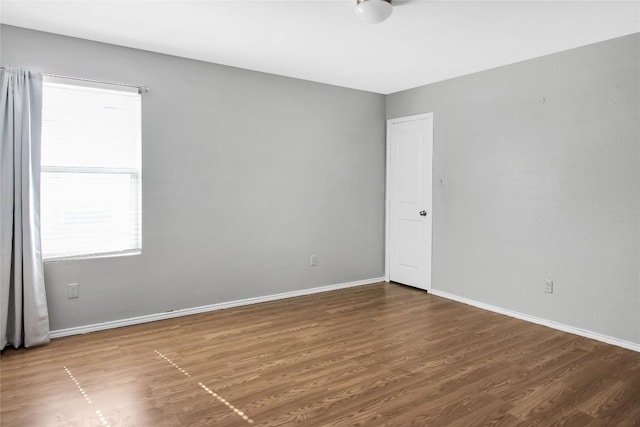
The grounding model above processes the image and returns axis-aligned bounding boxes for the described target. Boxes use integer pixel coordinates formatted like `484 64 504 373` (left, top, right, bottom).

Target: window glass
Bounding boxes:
41 80 142 260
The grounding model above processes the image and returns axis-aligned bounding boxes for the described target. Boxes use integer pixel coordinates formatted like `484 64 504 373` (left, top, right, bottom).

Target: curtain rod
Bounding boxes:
1 66 150 94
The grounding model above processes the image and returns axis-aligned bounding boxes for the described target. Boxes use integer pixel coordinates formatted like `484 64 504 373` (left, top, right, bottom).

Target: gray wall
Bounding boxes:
388 34 640 344
1 25 386 331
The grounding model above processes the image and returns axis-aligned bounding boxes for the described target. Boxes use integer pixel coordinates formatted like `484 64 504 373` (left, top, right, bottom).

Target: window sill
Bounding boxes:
44 250 141 263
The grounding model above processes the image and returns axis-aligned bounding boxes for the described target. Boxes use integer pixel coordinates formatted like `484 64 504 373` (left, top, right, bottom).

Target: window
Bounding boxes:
41 78 142 260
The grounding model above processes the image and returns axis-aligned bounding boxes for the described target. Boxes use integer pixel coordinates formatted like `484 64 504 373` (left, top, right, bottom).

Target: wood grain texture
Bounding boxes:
1 283 639 426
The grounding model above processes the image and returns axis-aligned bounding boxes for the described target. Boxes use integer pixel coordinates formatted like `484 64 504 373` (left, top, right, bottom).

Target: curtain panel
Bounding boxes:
0 67 50 349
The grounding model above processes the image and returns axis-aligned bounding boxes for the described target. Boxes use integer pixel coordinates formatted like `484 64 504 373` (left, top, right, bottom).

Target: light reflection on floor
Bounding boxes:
60 349 255 426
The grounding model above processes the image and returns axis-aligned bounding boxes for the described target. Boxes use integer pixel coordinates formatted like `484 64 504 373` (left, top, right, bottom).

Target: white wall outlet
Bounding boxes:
68 283 79 299
310 254 317 266
544 279 553 294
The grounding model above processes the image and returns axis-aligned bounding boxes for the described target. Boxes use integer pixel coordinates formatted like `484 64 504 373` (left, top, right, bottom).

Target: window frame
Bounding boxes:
40 78 143 262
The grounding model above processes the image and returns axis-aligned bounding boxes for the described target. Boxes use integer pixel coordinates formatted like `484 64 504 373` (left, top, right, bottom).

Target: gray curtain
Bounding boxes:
0 67 50 349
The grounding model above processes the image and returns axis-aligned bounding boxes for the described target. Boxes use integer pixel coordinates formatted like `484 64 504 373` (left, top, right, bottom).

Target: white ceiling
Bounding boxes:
1 1 639 94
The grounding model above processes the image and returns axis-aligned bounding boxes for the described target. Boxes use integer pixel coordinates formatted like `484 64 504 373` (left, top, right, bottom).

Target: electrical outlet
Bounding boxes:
68 283 79 299
544 279 553 294
310 254 317 266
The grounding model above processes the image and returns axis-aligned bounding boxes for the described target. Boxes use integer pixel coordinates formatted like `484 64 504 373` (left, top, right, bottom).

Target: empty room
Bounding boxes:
1 1 639 426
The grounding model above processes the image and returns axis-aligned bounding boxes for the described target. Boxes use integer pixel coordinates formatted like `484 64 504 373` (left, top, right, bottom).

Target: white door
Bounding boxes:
386 113 433 290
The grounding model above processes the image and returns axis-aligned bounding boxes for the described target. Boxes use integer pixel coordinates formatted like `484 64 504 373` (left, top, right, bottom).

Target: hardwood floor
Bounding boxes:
1 283 639 426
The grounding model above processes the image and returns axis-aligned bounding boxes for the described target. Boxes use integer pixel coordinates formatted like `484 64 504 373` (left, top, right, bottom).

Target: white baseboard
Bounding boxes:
50 277 384 339
429 289 640 353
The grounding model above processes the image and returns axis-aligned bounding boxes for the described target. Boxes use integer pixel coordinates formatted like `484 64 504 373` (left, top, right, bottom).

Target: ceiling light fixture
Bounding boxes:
355 0 393 24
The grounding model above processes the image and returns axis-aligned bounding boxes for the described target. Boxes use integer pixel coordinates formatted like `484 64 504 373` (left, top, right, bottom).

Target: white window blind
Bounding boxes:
41 79 142 260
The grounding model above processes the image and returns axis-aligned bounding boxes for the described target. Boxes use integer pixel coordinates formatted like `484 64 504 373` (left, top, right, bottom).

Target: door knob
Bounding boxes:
419 210 427 216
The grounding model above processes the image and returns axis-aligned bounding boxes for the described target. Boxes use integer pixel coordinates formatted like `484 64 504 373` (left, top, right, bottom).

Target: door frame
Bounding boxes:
384 112 434 290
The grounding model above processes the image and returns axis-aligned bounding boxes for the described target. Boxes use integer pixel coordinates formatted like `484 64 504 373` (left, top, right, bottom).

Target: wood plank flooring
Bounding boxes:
1 283 639 426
